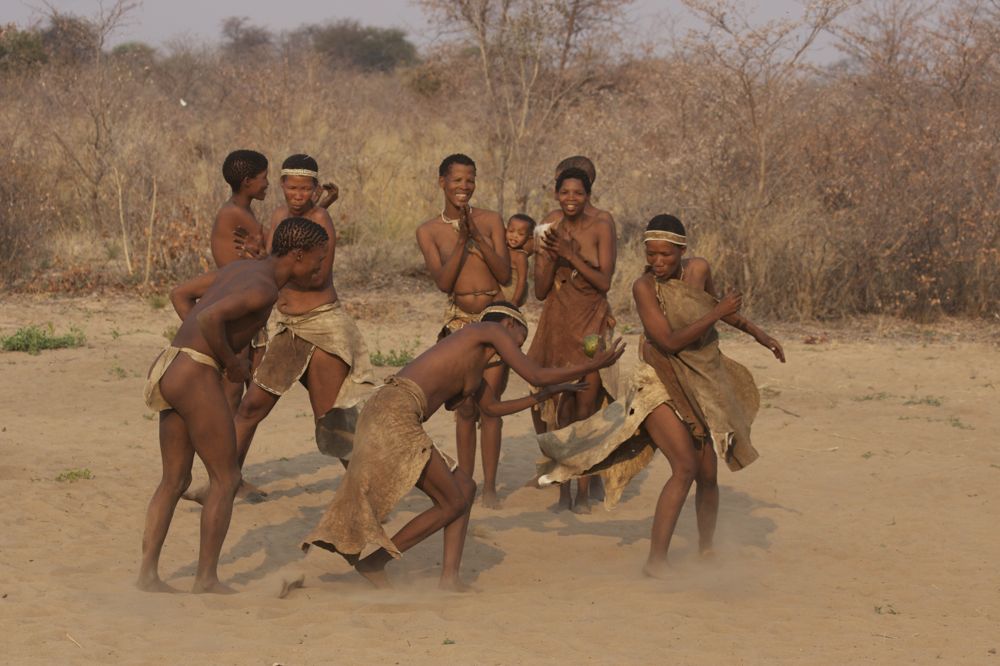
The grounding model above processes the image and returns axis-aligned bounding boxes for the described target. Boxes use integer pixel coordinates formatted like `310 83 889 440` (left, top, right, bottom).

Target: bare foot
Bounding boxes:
480 490 502 510
355 559 392 589
571 497 591 515
439 575 476 593
642 558 671 580
181 483 208 505
183 480 267 505
237 480 268 504
699 547 717 562
278 573 305 599
192 578 238 594
135 575 180 593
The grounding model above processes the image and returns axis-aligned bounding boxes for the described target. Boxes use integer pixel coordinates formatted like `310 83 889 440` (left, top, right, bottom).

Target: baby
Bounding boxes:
501 213 535 306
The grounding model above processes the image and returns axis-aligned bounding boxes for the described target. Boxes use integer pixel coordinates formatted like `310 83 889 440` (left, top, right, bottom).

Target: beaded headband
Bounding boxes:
281 168 319 179
480 304 527 329
643 230 687 246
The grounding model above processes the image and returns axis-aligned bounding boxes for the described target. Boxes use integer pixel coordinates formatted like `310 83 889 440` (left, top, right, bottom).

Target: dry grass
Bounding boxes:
0 2 998 322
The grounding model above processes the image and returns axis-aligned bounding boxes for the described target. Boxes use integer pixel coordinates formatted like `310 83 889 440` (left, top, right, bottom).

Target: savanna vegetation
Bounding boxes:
1 0 997 321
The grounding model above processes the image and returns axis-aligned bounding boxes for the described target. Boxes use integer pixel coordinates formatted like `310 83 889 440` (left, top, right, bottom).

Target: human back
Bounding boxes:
171 262 278 359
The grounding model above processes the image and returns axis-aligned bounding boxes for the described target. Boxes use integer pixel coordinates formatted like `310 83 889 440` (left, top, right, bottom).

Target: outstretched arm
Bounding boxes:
634 275 739 354
170 270 219 320
705 267 785 362
196 281 276 381
484 324 625 387
476 378 587 418
416 224 468 293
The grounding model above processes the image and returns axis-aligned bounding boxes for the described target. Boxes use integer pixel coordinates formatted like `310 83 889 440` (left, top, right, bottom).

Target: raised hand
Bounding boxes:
314 182 339 208
590 337 626 370
715 291 743 318
542 227 577 261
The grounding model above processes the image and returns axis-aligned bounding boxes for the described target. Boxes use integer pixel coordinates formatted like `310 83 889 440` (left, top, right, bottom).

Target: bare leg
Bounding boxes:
183 382 278 505
479 364 507 509
694 442 719 557
301 348 350 421
642 405 698 579
454 400 478 479
355 450 476 591
160 358 243 594
571 368 603 514
137 409 194 593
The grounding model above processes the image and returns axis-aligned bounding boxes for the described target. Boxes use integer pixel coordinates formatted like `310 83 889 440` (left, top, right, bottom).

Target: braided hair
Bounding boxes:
271 217 329 256
222 150 268 193
281 153 319 184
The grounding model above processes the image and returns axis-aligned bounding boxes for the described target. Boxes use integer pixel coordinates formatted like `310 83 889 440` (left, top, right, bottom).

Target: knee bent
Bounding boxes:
235 393 273 423
456 401 479 420
163 472 193 497
670 461 698 486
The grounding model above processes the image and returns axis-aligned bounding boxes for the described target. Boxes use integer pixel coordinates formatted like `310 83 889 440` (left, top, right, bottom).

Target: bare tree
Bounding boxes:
419 0 632 215
679 0 851 299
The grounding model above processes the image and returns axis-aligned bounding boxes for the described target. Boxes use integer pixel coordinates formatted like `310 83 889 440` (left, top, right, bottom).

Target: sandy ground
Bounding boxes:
0 291 998 665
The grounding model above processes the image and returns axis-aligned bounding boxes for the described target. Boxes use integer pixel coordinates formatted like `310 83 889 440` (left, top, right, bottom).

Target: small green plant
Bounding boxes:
1 324 86 355
442 638 456 645
370 340 418 367
861 451 874 459
853 392 892 402
162 325 178 341
148 294 169 310
108 363 127 379
947 417 974 431
56 468 93 482
903 395 942 407
110 328 121 340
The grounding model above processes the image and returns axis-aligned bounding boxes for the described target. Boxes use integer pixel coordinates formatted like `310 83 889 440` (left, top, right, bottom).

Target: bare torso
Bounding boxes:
418 208 507 314
397 324 504 416
212 202 262 268
267 204 338 315
172 261 277 360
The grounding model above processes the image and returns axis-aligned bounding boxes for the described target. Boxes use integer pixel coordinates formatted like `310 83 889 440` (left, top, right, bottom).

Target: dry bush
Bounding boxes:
0 0 997 322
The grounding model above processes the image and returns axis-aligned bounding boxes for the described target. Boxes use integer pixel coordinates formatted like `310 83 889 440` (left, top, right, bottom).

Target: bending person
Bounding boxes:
535 215 784 577
302 302 625 591
138 217 329 593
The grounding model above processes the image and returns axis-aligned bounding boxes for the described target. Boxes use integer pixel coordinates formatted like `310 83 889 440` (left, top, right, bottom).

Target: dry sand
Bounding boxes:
1 292 998 664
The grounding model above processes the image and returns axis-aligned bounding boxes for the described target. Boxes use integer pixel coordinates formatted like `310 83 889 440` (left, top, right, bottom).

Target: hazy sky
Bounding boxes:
3 0 838 59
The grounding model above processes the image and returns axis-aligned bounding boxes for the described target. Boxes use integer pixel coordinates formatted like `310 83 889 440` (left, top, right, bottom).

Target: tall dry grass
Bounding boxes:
1 1 998 322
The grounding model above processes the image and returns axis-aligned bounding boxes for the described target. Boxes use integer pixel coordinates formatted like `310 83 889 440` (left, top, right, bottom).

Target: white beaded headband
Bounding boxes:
643 230 687 246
